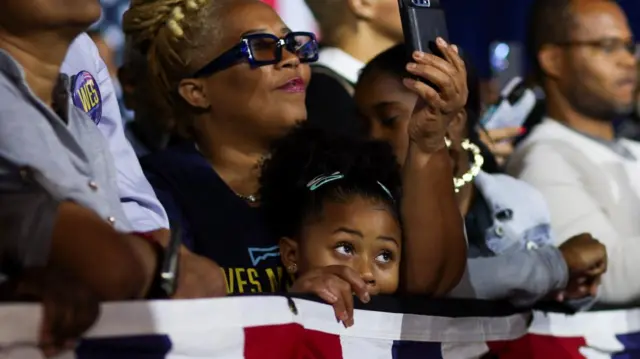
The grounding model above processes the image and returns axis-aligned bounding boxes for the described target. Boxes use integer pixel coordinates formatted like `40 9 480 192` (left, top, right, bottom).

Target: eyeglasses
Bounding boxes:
193 31 319 77
555 38 637 57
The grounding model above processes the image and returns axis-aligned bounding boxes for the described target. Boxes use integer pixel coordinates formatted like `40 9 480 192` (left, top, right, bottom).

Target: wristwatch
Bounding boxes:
137 227 182 299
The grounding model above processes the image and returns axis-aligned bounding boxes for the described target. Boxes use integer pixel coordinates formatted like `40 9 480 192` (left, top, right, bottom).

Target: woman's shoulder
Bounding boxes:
139 142 218 196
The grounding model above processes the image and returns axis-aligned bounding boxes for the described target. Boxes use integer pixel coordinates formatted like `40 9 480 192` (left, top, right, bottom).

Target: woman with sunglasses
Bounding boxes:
123 0 319 296
123 0 467 310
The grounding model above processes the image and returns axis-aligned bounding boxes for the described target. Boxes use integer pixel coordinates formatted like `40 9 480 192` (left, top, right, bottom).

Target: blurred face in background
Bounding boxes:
555 1 637 119
0 0 101 36
367 0 404 43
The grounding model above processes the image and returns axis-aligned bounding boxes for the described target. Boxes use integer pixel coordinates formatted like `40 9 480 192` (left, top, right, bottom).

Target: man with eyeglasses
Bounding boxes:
508 0 637 307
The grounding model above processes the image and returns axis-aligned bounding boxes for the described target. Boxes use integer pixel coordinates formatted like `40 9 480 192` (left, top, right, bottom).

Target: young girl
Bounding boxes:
259 123 403 295
258 38 469 328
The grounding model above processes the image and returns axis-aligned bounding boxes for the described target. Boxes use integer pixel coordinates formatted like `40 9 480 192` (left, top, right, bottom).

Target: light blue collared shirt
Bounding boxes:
61 33 169 232
450 171 573 308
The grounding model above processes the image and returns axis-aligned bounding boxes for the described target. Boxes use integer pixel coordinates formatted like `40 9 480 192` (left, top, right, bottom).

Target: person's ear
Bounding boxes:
538 45 564 80
279 237 299 274
347 0 376 20
178 78 210 109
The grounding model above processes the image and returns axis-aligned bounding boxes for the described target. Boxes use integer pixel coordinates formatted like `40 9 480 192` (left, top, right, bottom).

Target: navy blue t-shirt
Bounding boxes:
140 142 289 294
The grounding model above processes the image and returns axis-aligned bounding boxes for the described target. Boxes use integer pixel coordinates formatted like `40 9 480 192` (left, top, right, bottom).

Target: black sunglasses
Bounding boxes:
193 31 319 78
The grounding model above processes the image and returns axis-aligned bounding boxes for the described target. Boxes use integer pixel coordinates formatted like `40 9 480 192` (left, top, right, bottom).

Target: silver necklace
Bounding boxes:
194 143 259 203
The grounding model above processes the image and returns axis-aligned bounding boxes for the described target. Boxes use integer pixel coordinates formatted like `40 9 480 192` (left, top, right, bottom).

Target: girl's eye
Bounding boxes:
335 242 355 256
375 250 393 263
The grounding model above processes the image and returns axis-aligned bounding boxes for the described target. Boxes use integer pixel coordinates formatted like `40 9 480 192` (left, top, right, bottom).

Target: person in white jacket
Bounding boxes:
507 0 638 306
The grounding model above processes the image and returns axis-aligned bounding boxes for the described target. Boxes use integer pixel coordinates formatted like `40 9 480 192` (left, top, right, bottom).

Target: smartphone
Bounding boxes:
398 0 449 58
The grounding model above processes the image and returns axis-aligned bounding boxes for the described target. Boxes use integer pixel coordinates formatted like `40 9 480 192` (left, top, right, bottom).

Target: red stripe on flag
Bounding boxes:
244 323 304 359
488 334 588 359
244 324 343 359
303 329 343 359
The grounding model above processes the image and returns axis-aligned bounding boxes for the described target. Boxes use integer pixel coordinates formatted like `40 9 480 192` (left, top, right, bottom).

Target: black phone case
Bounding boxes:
398 0 449 58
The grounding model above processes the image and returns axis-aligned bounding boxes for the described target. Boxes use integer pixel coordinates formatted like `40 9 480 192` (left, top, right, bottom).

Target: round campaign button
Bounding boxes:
71 70 102 124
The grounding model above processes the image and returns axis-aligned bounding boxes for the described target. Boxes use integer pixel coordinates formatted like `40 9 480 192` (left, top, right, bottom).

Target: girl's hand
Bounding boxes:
290 265 370 328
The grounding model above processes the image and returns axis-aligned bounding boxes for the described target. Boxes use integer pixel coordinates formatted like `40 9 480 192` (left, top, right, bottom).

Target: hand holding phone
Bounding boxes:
403 39 469 153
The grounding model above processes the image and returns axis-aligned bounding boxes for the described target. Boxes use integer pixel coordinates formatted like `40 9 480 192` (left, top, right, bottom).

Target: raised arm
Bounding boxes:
399 39 468 295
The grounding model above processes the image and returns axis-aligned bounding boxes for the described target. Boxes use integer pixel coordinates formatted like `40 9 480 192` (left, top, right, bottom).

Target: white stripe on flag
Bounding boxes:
529 308 640 337
0 296 529 342
290 297 529 342
579 336 624 359
340 336 394 359
0 296 529 359
529 308 640 358
90 296 294 337
0 304 42 345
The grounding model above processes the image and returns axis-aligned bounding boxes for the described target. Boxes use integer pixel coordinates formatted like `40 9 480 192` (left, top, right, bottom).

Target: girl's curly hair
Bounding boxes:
259 122 402 239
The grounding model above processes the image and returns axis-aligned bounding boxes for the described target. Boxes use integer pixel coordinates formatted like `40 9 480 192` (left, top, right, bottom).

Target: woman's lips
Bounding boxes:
277 77 305 93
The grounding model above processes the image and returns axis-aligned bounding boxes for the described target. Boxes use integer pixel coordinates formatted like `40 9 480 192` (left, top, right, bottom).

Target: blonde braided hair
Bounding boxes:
122 0 227 136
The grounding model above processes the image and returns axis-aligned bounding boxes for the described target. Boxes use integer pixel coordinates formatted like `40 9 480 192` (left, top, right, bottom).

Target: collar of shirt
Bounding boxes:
0 50 75 123
547 117 636 161
0 50 30 87
315 47 364 84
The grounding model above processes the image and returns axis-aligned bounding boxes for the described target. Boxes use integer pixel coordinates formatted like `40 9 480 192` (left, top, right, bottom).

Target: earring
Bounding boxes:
287 263 297 274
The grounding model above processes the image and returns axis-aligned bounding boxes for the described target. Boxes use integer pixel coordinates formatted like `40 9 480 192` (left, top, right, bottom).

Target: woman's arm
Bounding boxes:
50 201 158 300
401 146 467 295
398 39 469 295
0 165 157 301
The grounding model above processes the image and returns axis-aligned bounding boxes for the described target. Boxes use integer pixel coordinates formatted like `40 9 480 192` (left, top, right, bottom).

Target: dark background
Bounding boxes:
444 0 640 79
